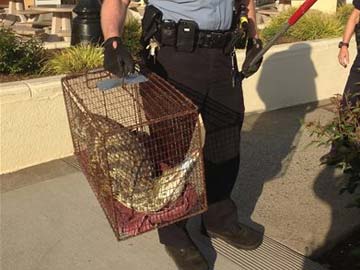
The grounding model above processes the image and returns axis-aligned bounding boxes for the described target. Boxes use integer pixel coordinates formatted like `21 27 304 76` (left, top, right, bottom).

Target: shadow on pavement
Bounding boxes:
191 43 320 268
233 43 318 235
308 163 360 261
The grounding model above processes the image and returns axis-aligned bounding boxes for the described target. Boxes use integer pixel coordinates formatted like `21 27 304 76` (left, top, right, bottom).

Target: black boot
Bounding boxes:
204 199 262 250
207 222 262 250
165 245 209 270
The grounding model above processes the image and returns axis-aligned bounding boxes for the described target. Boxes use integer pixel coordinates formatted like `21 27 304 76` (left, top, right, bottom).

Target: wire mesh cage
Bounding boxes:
61 69 207 240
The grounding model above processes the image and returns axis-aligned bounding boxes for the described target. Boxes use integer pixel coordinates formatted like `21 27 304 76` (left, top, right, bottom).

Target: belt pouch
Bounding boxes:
141 5 163 43
176 19 198 52
160 20 177 46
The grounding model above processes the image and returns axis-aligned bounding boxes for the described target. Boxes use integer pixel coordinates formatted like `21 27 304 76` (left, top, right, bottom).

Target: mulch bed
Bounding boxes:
0 73 44 83
0 49 62 83
275 36 302 45
316 227 360 270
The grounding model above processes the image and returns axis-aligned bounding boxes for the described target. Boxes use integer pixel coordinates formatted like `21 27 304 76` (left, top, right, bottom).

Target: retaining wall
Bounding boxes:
0 38 355 173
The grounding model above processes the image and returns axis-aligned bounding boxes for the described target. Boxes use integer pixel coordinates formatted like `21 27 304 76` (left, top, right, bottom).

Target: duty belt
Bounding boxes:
141 5 247 52
196 31 233 49
154 19 236 51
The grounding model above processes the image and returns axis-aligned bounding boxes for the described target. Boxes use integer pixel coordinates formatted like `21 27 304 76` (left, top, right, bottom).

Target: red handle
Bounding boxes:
288 0 318 25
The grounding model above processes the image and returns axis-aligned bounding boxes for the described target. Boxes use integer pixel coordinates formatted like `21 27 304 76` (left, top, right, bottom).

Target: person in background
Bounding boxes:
321 0 360 165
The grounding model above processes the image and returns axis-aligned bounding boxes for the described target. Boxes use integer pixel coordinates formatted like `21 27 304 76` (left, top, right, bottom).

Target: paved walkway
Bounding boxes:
233 100 359 257
1 101 359 270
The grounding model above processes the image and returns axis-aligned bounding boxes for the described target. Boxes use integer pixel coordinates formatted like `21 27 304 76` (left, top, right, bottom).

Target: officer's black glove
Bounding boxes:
103 36 135 77
242 38 263 78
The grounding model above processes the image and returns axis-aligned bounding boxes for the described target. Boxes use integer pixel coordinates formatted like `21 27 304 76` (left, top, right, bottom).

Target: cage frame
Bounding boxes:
61 69 208 241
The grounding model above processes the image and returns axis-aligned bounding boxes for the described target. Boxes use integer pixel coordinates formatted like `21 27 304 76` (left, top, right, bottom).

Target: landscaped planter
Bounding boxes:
0 75 73 174
0 37 355 173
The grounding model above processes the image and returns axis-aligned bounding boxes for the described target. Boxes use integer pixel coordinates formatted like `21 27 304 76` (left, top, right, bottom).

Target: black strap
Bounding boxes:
197 31 233 49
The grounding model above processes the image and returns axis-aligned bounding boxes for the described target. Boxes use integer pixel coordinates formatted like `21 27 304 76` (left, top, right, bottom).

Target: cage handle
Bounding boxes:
85 68 112 89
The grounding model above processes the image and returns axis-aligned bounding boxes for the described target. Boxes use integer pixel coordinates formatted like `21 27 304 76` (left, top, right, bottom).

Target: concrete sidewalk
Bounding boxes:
1 101 359 270
0 159 247 270
233 100 360 256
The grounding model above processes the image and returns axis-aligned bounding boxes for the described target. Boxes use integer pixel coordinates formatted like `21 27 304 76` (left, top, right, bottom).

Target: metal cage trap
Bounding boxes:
61 69 207 240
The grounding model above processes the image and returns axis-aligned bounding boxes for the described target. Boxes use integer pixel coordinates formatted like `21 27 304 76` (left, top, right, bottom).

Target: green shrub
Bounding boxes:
42 43 103 75
122 19 142 58
42 19 142 75
306 95 360 208
260 8 294 43
0 28 45 75
261 8 343 43
337 4 354 26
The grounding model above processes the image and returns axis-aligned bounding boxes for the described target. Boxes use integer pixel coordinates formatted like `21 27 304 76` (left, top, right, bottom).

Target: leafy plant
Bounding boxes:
261 8 344 44
42 43 104 75
122 19 143 58
41 19 142 75
0 27 46 75
306 94 360 207
336 3 354 26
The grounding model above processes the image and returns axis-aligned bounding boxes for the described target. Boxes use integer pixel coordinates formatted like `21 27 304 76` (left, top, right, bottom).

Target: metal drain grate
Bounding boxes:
212 236 326 270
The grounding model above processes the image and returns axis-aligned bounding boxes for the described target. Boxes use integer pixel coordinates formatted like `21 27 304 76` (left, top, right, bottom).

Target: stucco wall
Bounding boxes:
237 38 355 113
0 77 73 174
291 0 337 13
0 38 356 174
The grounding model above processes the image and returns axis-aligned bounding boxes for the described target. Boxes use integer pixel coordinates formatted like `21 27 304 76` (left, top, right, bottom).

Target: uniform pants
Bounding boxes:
326 54 359 156
144 46 245 248
343 54 360 105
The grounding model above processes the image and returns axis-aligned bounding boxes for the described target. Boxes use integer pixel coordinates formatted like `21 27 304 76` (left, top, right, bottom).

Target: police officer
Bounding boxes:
101 1 264 269
321 0 360 165
338 0 360 104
